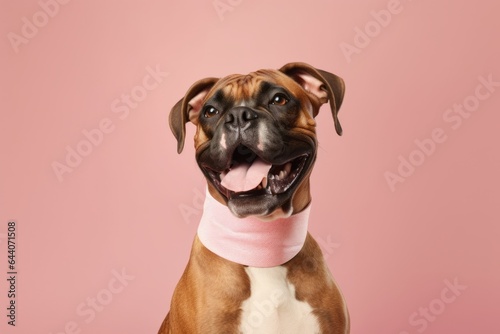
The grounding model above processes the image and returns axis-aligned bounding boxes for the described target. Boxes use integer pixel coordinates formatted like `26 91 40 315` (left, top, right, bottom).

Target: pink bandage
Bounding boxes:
197 189 310 267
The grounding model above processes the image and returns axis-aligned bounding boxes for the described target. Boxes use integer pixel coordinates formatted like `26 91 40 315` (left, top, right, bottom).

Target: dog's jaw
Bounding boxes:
199 141 317 218
228 192 293 218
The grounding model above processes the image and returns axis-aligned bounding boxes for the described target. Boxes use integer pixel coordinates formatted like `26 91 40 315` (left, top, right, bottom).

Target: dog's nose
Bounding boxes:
225 107 258 131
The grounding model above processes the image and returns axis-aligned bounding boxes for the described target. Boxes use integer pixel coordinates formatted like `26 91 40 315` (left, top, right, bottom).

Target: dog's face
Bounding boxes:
170 62 345 218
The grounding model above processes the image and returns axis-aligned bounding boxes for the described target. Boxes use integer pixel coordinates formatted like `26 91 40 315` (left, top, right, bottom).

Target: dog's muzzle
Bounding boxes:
197 106 315 217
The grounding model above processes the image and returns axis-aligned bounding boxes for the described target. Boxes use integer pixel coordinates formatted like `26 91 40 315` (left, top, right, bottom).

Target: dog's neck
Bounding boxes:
197 189 310 267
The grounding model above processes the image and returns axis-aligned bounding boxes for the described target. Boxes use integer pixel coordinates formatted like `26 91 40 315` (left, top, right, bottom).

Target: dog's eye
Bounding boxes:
203 106 219 118
270 93 289 106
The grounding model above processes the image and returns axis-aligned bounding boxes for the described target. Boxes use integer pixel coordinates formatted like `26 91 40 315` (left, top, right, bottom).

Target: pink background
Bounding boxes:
1 0 499 333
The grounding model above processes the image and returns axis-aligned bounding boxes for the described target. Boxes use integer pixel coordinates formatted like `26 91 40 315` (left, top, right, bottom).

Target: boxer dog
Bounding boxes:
159 62 349 334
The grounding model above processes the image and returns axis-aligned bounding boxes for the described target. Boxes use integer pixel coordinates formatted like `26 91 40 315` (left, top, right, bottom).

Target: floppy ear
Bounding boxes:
279 62 345 136
169 77 219 153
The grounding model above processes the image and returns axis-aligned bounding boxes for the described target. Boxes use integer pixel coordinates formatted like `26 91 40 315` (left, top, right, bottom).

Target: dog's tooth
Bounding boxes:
262 176 268 188
279 170 285 180
284 162 292 174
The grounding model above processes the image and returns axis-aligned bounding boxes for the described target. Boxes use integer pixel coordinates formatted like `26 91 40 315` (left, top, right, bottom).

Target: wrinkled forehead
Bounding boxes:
205 69 304 103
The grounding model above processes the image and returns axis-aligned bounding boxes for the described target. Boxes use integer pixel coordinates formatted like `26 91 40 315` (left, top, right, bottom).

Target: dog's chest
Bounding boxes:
239 266 320 334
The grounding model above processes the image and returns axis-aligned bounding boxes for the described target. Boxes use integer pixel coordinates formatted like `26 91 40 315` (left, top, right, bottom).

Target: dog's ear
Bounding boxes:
169 77 219 153
279 62 345 136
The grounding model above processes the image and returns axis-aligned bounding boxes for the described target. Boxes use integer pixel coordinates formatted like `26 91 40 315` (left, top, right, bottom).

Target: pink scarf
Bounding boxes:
197 189 310 267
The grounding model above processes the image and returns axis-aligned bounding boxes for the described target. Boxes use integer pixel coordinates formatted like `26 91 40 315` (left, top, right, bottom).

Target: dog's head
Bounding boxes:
170 62 345 219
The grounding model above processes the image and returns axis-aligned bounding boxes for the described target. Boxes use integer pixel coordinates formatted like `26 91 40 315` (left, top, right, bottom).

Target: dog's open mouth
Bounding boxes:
203 145 310 200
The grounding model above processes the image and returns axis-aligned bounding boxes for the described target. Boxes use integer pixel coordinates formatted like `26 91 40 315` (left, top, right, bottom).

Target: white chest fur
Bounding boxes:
239 266 320 334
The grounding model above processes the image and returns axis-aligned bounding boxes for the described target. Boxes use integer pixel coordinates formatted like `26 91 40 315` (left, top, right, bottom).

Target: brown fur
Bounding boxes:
160 63 348 333
159 235 349 334
160 237 251 333
284 234 350 333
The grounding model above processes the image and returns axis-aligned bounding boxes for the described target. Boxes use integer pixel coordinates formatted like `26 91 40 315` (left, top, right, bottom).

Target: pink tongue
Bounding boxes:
221 158 272 192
